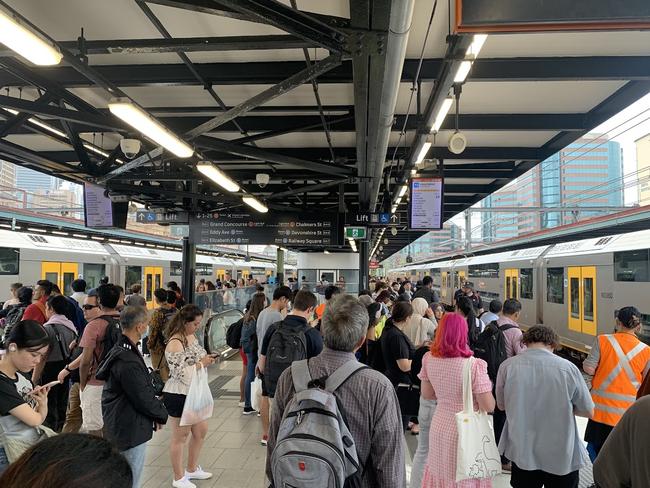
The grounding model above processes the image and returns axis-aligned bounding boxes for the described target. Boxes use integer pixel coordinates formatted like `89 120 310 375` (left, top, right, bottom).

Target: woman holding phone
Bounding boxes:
0 320 52 473
163 305 217 488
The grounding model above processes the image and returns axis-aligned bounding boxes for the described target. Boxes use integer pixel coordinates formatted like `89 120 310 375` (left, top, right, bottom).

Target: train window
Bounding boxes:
546 268 564 304
0 247 19 275
196 263 212 276
614 250 650 282
584 277 594 321
468 263 499 279
83 264 105 289
520 268 533 299
170 261 182 276
570 277 580 319
125 266 142 290
639 313 650 345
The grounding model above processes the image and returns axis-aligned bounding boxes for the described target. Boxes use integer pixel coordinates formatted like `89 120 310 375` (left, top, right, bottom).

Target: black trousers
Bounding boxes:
493 407 508 464
511 463 579 488
42 360 69 432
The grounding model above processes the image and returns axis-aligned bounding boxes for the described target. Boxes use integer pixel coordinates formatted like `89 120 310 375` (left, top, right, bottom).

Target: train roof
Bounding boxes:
0 229 109 255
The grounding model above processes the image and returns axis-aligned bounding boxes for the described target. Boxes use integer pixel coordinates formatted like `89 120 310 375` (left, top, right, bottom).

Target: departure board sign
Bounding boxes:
456 0 650 32
189 212 342 246
83 183 113 228
409 177 443 230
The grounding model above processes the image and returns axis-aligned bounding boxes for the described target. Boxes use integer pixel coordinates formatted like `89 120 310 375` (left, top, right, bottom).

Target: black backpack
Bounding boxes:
95 315 122 369
264 320 307 397
472 320 516 382
226 318 244 349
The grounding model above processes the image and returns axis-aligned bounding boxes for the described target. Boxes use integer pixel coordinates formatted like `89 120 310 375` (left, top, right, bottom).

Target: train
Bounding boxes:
390 229 650 358
0 229 292 309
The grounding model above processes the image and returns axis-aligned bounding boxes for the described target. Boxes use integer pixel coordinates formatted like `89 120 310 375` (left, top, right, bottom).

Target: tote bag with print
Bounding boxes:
455 357 501 482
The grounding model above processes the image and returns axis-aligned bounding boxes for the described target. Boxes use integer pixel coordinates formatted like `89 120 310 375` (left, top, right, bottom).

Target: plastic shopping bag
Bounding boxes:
455 358 501 481
251 376 262 412
180 367 214 426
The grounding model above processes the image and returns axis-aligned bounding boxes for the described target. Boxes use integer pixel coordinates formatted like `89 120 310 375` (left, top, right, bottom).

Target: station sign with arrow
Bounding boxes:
135 210 189 224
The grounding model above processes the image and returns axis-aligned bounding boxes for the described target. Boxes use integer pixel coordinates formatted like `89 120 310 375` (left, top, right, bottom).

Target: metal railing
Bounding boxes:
201 308 244 357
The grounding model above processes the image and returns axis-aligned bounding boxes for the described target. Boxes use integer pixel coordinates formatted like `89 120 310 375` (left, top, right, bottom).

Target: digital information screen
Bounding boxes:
83 183 113 228
409 177 443 230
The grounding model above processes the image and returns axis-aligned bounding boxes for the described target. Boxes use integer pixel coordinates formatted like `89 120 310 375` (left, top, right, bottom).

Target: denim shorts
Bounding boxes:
0 446 9 474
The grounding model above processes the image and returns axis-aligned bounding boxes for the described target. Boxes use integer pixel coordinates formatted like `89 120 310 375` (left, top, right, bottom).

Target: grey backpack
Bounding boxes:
271 359 367 488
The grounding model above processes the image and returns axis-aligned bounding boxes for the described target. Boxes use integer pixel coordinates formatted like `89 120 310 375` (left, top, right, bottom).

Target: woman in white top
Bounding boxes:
404 297 437 347
163 305 217 488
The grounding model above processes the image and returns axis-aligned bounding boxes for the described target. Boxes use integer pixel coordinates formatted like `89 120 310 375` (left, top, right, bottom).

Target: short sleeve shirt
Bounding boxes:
256 307 283 343
79 313 119 385
380 326 415 386
0 372 41 442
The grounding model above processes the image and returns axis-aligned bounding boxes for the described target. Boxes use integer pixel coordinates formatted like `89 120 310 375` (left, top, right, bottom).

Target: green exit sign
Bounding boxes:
345 227 367 239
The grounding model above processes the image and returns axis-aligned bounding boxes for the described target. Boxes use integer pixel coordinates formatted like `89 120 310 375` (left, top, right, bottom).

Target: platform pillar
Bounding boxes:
276 247 285 286
181 236 196 305
359 240 369 293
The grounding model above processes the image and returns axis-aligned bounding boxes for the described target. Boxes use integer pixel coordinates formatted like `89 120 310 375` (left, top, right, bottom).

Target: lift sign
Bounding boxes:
409 177 443 230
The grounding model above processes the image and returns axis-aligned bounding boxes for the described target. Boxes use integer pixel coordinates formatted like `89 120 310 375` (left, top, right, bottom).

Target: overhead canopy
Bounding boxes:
0 0 648 259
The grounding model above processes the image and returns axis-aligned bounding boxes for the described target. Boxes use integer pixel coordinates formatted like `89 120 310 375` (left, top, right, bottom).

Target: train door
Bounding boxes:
504 268 519 300
568 266 597 336
216 269 226 282
441 272 448 300
143 266 163 309
42 262 78 295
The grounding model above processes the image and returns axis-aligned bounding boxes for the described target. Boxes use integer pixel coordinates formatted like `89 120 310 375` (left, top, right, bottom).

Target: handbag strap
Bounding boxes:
461 357 474 414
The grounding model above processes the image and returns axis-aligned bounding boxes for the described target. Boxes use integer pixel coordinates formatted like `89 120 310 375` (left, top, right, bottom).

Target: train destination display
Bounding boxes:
409 177 443 230
83 183 114 228
189 212 342 246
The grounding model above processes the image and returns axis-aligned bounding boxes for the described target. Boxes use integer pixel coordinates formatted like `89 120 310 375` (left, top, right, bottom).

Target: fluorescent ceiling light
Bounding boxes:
83 143 109 157
348 238 357 252
391 205 397 214
411 169 417 176
431 97 453 133
398 185 408 198
242 196 268 213
415 141 431 166
108 99 193 158
467 34 488 58
196 162 240 192
0 6 62 65
324 250 330 254
454 60 473 83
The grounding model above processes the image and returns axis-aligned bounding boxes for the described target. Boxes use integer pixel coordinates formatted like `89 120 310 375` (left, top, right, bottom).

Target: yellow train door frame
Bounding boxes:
568 266 597 336
504 268 519 300
143 266 163 309
441 272 448 300
42 262 78 294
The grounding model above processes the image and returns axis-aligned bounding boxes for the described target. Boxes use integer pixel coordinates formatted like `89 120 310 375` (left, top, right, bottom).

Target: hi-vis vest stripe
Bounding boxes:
591 334 650 426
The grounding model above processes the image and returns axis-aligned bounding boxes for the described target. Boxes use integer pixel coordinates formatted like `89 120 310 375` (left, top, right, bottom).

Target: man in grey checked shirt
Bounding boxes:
266 294 405 488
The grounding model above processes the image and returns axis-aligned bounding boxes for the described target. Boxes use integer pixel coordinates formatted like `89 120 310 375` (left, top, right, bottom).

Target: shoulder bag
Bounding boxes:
455 357 501 481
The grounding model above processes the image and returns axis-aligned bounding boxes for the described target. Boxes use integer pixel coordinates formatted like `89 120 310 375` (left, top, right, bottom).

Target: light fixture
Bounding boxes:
454 61 473 83
348 238 357 253
431 97 454 133
196 162 240 192
324 250 330 254
108 99 193 158
411 168 417 176
83 143 109 158
466 34 488 58
242 196 268 213
0 4 62 65
398 185 408 198
391 205 397 214
415 141 432 166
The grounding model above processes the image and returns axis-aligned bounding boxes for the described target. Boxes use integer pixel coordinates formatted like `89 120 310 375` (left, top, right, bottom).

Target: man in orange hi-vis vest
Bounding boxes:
583 306 650 461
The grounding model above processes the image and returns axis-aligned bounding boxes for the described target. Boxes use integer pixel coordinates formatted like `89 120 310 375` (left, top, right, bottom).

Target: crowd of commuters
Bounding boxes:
2 273 650 488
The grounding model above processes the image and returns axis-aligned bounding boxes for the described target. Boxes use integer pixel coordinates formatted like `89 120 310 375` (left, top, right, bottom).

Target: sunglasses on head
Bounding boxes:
83 304 98 310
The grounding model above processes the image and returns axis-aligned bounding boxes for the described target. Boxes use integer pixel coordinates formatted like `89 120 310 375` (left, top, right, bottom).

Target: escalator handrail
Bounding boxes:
204 308 244 355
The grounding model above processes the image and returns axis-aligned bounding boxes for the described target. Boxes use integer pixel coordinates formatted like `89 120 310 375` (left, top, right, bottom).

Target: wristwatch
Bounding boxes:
64 365 72 373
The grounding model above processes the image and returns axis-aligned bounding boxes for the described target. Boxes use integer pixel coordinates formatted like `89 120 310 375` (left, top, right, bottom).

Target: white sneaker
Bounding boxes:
172 477 196 488
238 401 245 407
185 466 213 480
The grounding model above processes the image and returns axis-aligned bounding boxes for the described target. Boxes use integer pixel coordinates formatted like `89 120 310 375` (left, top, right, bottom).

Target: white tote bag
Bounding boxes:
455 357 502 481
251 376 263 412
180 366 214 426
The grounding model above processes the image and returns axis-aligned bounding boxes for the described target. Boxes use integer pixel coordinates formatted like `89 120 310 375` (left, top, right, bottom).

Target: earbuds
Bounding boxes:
8 345 17 352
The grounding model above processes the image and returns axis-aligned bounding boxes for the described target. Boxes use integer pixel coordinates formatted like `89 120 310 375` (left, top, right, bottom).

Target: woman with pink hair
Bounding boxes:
418 313 496 488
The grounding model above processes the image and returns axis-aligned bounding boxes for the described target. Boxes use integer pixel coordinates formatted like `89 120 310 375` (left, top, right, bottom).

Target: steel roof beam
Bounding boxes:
0 92 54 138
211 0 346 53
185 54 342 138
267 178 350 200
231 115 353 144
195 137 355 175
5 56 647 88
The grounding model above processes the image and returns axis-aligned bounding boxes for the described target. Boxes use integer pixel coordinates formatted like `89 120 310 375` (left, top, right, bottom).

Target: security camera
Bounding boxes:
448 131 467 155
256 173 270 188
120 139 141 159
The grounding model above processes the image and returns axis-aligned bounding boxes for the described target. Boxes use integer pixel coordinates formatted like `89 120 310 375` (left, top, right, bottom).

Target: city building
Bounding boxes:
385 222 462 267
481 136 623 242
15 164 57 195
636 133 650 206
0 160 17 207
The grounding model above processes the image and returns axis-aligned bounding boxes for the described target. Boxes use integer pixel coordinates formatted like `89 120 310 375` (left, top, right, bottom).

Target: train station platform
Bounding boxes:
139 357 593 488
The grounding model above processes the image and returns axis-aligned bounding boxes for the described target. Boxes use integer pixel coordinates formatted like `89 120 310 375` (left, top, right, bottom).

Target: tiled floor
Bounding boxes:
141 357 592 488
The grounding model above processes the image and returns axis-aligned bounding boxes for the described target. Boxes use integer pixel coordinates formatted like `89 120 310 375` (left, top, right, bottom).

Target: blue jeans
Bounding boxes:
121 442 147 488
0 446 8 475
244 352 257 408
410 398 436 488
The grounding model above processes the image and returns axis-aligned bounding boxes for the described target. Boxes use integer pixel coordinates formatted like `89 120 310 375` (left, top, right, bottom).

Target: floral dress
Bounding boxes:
163 339 207 396
418 355 493 488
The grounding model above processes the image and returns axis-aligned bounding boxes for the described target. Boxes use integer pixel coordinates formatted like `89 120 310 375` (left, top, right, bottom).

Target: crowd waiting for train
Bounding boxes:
0 275 649 488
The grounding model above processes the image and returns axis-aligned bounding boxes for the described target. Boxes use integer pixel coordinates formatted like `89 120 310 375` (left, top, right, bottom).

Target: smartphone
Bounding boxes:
29 380 60 394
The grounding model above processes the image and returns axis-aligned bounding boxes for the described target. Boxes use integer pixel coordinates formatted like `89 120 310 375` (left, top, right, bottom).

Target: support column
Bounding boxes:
359 240 369 293
465 209 472 252
276 247 285 287
181 236 196 305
